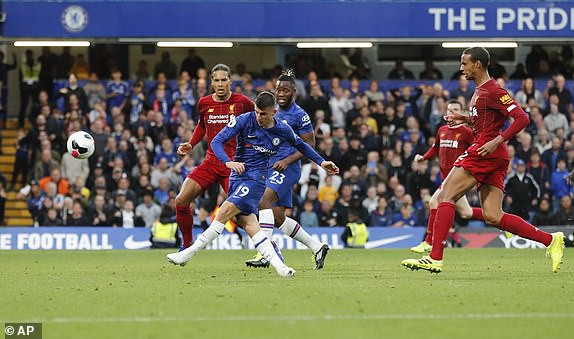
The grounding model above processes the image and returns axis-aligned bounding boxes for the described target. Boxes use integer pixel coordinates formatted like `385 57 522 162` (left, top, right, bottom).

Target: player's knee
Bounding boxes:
458 209 472 220
175 193 193 206
274 214 286 227
482 210 502 225
258 200 272 210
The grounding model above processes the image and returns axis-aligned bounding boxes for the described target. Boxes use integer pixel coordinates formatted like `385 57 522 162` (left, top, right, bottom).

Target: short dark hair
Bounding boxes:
446 99 463 110
211 63 231 78
255 91 276 110
463 47 490 68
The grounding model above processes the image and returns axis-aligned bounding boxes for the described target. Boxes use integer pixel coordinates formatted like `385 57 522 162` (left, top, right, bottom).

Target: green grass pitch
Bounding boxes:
1 248 572 339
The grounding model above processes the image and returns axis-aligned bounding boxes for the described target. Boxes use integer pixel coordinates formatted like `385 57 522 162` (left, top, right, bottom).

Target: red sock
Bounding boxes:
424 209 437 244
449 230 461 244
429 202 455 261
176 205 194 248
471 207 484 221
498 213 552 246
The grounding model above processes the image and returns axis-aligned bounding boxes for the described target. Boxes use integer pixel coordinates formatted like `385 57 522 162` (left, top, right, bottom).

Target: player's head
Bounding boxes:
460 47 490 81
444 99 468 127
254 91 277 127
210 63 232 101
275 69 297 109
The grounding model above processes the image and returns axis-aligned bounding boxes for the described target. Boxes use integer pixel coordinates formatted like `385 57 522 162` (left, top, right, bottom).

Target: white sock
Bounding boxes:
279 217 322 253
188 220 225 254
258 209 275 240
251 231 287 271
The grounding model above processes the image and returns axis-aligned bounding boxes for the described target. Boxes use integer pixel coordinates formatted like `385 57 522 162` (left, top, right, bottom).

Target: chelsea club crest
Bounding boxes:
272 138 280 146
61 6 88 32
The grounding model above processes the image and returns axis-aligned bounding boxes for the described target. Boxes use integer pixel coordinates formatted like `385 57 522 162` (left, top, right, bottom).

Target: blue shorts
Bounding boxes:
266 164 301 209
227 178 266 216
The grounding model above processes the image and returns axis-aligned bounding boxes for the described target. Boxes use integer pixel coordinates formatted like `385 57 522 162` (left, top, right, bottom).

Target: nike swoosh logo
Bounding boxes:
124 235 152 250
247 135 256 138
364 234 413 249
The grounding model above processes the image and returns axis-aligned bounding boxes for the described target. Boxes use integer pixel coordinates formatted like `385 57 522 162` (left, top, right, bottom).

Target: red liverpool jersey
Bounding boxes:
468 78 519 160
424 124 473 180
189 93 254 163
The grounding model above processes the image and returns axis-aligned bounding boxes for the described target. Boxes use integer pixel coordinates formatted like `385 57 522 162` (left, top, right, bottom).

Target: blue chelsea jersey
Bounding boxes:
271 102 313 163
211 111 324 182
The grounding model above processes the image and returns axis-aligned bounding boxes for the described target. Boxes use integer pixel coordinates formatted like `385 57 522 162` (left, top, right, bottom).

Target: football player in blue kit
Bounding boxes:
246 70 331 269
166 91 339 277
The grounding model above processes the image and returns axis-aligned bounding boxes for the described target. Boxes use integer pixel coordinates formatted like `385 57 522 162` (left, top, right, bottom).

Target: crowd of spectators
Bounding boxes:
5 45 574 229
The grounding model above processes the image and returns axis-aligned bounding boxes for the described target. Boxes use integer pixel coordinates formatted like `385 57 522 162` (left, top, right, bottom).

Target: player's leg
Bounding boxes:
429 167 477 260
411 187 440 253
167 200 239 266
175 177 204 249
402 167 476 273
245 187 279 268
258 187 280 240
455 195 483 221
479 184 564 272
274 205 329 269
239 213 295 277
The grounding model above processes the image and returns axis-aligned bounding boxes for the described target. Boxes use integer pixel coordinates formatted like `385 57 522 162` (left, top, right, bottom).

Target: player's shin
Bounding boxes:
471 207 484 221
176 205 194 248
279 217 322 253
498 213 552 246
429 202 456 261
252 231 288 271
188 220 226 253
258 209 275 239
424 209 437 244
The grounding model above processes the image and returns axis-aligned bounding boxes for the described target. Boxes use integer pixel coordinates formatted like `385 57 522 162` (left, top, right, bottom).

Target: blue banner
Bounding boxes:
0 227 152 250
3 1 574 39
0 226 425 250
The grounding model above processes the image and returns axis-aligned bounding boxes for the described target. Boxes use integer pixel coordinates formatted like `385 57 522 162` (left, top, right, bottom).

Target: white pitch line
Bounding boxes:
6 313 574 324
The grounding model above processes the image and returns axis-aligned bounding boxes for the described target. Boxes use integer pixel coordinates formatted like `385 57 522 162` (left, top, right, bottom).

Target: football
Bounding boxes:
67 131 95 159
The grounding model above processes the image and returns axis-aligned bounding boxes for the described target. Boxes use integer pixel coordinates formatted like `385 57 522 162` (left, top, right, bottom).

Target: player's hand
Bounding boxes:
477 136 503 157
272 159 289 172
414 154 424 162
444 113 469 127
226 161 245 174
177 143 193 156
320 161 339 176
567 170 574 185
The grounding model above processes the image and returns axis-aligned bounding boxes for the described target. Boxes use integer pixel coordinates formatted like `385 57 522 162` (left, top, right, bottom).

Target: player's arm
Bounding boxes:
414 129 440 163
211 118 245 174
179 103 206 156
289 132 338 175
273 130 315 172
478 93 529 157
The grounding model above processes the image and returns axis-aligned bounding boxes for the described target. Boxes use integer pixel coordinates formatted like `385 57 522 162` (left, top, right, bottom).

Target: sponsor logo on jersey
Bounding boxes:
253 145 277 155
208 114 231 124
439 139 459 148
499 94 513 105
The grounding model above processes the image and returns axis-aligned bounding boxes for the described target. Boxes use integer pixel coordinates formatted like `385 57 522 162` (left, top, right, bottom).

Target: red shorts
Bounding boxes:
187 159 230 192
453 152 509 191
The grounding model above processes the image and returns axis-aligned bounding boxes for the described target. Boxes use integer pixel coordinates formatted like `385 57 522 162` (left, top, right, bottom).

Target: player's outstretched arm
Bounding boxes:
177 142 193 156
320 161 339 176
